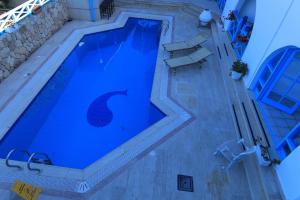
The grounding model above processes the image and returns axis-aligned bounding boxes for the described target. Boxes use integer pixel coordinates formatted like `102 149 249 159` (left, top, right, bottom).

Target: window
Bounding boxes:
253 46 300 160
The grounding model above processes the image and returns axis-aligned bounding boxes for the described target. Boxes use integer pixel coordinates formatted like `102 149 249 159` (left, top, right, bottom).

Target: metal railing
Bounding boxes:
0 0 50 33
5 149 52 173
5 149 31 170
27 152 52 173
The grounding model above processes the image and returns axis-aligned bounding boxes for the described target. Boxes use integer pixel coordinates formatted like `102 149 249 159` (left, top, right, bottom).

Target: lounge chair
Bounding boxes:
163 34 207 53
165 47 212 68
214 139 257 170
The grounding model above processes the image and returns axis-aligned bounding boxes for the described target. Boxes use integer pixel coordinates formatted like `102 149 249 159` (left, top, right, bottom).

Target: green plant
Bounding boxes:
272 159 281 165
32 5 41 15
231 60 248 76
224 10 235 21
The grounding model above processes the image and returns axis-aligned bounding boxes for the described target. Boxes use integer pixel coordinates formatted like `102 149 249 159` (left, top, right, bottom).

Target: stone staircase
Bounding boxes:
210 20 285 200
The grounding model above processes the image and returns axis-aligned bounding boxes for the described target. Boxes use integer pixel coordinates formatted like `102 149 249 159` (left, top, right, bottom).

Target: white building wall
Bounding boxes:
276 146 300 200
241 0 294 87
67 0 103 21
238 0 300 199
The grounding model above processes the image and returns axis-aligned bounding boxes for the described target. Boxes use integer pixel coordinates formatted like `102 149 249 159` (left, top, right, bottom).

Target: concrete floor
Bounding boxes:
86 7 253 200
0 4 277 200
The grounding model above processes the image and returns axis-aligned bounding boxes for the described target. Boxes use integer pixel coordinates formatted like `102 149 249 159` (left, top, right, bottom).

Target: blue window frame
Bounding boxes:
217 0 226 12
232 21 253 58
227 11 247 42
277 123 300 158
252 46 300 159
227 11 252 59
253 47 300 114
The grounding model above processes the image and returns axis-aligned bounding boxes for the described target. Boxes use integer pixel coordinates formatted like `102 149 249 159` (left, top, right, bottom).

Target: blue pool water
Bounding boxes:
0 18 165 169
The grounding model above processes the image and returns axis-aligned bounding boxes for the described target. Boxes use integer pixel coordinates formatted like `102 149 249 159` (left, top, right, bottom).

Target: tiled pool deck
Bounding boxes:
0 3 284 200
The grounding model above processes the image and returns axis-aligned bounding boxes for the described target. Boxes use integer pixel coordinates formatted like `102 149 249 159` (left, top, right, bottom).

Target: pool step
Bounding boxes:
211 21 284 200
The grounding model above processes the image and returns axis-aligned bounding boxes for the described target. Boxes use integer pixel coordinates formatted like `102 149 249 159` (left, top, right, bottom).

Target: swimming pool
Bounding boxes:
0 18 165 169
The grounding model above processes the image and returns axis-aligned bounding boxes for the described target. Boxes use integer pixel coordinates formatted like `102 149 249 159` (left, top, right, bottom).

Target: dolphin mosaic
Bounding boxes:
87 90 128 127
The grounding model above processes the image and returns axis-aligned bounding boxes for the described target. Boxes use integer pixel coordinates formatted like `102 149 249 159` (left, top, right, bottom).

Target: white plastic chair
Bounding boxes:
214 139 257 170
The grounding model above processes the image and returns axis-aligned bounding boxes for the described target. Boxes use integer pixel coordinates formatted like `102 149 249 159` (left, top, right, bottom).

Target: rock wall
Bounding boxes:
8 0 27 8
0 0 69 83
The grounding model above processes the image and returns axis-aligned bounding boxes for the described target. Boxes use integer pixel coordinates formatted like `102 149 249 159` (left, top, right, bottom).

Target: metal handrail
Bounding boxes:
5 149 30 170
27 152 52 173
0 0 50 33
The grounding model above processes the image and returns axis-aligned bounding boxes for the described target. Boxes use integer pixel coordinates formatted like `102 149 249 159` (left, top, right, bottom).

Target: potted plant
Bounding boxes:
32 5 41 15
230 60 248 80
271 159 281 165
224 10 235 21
237 35 249 43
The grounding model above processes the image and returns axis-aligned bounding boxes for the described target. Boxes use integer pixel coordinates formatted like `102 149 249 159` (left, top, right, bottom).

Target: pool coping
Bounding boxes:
0 11 193 196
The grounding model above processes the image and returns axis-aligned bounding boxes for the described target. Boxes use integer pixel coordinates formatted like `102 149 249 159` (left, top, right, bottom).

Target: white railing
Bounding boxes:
0 0 50 33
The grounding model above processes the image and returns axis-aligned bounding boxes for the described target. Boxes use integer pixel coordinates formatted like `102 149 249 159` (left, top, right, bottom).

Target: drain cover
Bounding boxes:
177 175 194 192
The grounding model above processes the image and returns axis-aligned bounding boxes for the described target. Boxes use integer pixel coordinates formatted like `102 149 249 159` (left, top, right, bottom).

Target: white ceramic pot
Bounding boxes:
231 71 243 80
199 9 212 26
255 145 272 167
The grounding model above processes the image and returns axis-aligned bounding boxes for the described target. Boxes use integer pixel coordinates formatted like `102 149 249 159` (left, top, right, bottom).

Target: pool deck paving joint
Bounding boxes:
0 3 284 200
0 10 196 199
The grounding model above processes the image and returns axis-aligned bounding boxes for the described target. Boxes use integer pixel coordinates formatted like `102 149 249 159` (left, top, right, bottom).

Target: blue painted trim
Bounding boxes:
277 122 300 152
233 40 247 59
250 46 300 160
89 0 96 22
232 21 253 58
249 46 295 91
261 50 300 114
226 11 251 58
217 0 226 12
252 47 294 99
228 13 247 42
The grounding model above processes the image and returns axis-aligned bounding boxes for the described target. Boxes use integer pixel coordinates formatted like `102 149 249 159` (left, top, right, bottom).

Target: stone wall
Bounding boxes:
0 0 69 83
8 0 27 8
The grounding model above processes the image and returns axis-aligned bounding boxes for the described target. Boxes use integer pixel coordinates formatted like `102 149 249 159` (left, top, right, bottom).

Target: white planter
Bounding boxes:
231 71 243 80
255 145 272 167
199 9 212 26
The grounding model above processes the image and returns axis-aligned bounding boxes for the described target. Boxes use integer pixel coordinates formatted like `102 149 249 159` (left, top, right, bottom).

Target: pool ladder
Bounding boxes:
5 149 52 173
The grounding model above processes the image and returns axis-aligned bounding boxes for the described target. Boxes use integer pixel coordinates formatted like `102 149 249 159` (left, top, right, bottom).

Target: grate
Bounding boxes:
177 175 194 192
